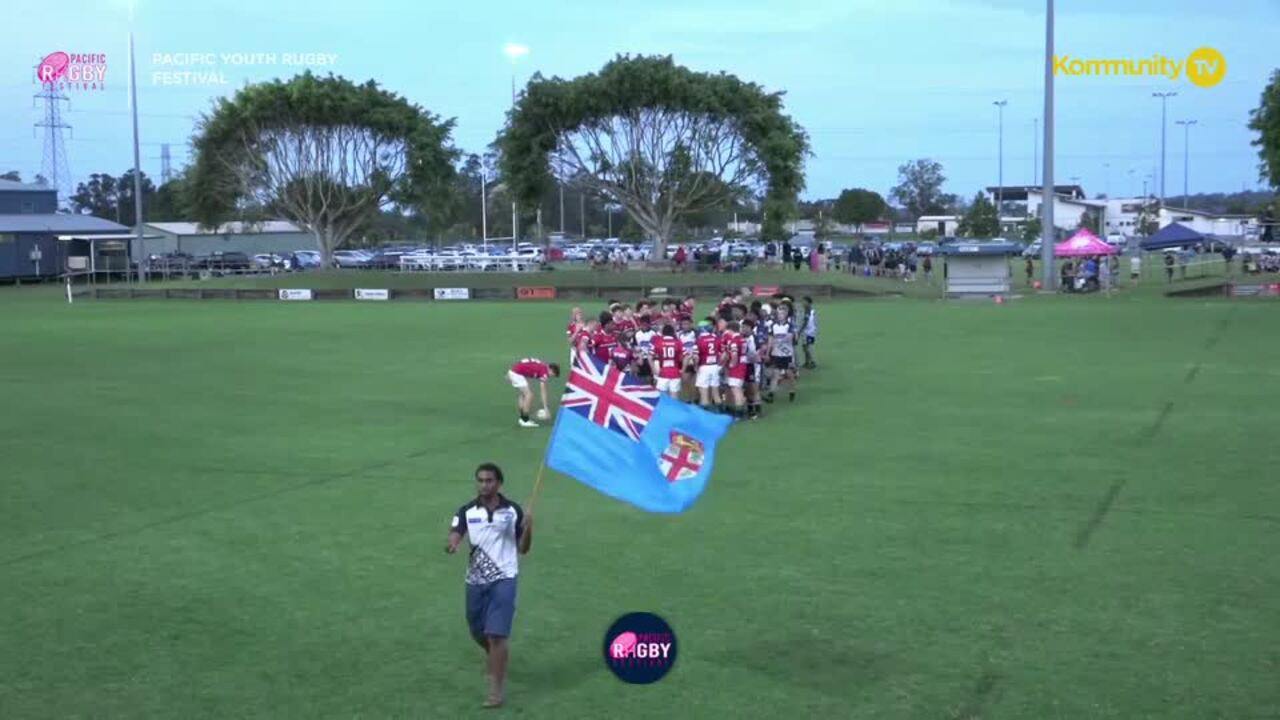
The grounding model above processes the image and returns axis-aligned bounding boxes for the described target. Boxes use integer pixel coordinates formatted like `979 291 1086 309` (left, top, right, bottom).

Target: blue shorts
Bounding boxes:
466 577 518 640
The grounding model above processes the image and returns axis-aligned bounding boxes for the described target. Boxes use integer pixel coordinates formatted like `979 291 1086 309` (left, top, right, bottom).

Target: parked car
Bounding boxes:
291 250 321 268
333 249 371 268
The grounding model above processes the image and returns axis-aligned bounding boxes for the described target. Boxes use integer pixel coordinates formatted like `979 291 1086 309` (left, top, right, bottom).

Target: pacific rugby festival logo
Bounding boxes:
1054 47 1225 88
602 612 678 684
36 52 108 90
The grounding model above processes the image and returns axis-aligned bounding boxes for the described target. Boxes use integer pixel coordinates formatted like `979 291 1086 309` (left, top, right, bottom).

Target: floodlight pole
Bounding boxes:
994 100 1007 235
1039 0 1056 290
1176 119 1197 207
129 30 145 283
1153 92 1177 208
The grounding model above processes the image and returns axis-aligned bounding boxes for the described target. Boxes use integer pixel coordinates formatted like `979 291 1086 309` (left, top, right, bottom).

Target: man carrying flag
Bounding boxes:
545 348 733 514
446 462 533 709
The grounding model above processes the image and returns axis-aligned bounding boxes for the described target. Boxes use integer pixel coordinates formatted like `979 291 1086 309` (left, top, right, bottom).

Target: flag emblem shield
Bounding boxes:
658 431 704 483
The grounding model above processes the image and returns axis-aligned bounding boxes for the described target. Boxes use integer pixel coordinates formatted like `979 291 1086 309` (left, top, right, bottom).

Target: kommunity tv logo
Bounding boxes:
1054 47 1226 88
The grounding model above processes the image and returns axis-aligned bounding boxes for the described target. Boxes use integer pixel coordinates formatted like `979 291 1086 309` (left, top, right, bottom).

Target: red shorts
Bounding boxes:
727 365 749 381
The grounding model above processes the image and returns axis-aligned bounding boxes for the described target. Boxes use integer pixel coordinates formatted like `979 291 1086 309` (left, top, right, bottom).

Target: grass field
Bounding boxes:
2 285 1278 719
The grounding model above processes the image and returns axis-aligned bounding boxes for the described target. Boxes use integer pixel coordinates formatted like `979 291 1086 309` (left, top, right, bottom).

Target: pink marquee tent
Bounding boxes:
1054 229 1117 257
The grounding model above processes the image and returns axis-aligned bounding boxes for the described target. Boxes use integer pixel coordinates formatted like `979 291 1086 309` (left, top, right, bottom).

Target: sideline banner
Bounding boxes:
517 286 557 300
434 288 470 300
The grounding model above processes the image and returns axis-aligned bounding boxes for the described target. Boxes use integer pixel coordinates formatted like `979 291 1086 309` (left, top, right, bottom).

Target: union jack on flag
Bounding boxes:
560 349 660 441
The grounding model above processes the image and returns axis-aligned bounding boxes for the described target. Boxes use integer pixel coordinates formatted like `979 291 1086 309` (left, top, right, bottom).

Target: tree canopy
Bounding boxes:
497 55 809 256
70 169 156 226
832 188 886 229
956 191 998 238
1248 68 1280 190
188 71 459 265
891 159 955 218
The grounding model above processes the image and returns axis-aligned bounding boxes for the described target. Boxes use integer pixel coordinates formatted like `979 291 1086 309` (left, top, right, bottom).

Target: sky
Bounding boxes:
2 0 1277 207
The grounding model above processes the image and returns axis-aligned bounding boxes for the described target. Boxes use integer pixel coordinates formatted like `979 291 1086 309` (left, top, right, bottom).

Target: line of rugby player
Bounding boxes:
563 292 818 421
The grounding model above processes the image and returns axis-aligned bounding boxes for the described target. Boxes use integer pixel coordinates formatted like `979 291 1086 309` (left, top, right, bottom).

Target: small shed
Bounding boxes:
939 241 1022 297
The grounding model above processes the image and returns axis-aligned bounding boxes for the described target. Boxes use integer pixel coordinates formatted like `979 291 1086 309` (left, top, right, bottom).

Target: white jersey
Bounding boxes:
678 330 698 357
451 496 525 585
767 319 796 358
634 329 658 357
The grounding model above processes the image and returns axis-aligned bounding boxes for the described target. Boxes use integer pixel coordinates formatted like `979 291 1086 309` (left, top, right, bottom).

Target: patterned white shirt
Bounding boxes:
450 495 525 585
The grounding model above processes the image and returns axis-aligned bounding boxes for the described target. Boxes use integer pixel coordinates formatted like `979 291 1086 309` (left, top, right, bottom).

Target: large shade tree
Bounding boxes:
891 159 955 218
498 55 809 258
832 188 887 231
188 72 459 266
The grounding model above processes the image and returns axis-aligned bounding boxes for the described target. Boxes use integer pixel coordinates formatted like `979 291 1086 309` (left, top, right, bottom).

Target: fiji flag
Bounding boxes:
545 349 733 513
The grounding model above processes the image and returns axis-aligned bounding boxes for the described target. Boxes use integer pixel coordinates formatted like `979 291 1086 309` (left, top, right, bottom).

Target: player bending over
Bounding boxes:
506 358 560 427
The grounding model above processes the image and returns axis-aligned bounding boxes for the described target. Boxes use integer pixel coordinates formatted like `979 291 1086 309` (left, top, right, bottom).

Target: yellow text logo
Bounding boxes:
1185 47 1226 88
1053 47 1226 88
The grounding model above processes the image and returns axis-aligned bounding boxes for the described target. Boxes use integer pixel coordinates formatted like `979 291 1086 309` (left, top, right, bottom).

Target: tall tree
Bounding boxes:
149 167 192 222
956 191 999 238
891 159 949 219
115 169 157 227
71 173 121 221
498 54 809 258
831 188 886 231
1248 68 1280 190
188 71 459 266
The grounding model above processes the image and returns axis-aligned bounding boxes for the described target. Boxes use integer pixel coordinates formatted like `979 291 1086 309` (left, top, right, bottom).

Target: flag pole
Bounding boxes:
526 361 571 517
526 460 547 515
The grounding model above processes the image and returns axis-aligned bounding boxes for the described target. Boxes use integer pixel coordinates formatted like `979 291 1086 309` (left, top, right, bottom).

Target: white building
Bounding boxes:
1026 190 1107 233
1100 198 1154 236
916 215 960 236
1099 199 1259 239
1158 207 1257 238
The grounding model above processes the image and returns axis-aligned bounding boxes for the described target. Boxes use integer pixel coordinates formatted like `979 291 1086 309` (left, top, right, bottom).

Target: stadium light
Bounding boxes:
994 100 1007 235
1175 119 1197 208
1153 92 1177 207
504 44 529 248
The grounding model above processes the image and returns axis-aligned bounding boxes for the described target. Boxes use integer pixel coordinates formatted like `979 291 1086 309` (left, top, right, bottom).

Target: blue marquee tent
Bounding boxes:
1140 222 1204 251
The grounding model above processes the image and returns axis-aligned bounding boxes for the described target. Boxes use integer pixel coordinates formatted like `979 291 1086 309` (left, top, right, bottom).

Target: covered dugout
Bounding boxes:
939 241 1022 297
